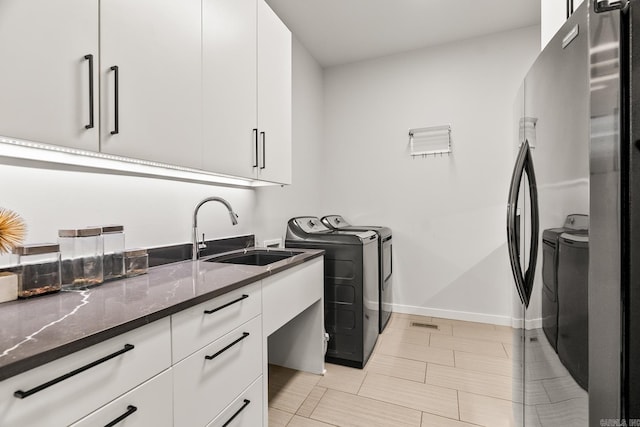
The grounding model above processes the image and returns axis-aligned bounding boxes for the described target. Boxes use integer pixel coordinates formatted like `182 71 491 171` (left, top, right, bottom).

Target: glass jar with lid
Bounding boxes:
11 243 61 298
124 248 148 277
58 227 104 289
94 225 125 281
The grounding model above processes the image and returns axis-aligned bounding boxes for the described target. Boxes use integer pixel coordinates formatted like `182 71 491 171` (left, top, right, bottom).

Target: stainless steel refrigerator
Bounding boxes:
507 1 639 425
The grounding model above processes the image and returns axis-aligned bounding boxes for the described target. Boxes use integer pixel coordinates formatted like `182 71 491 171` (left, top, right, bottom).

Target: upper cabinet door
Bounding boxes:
99 0 202 169
257 0 292 184
0 0 99 151
541 0 585 49
202 0 258 179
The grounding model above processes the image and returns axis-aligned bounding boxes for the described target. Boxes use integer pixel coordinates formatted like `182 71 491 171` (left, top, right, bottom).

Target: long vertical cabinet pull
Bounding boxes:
253 129 259 167
260 131 266 169
84 54 95 129
110 66 119 135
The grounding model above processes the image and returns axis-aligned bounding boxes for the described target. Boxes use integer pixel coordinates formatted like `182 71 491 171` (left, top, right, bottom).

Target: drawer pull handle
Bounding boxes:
104 405 137 427
203 294 249 315
205 332 250 361
222 399 250 427
13 344 135 399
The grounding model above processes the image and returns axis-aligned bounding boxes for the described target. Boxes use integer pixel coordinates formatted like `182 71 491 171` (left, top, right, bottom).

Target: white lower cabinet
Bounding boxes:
70 369 173 427
263 258 323 336
0 318 171 427
207 376 263 427
173 315 263 426
0 259 324 427
171 282 261 362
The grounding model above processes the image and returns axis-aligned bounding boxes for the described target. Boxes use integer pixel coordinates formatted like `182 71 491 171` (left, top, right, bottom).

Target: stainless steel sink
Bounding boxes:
204 249 303 266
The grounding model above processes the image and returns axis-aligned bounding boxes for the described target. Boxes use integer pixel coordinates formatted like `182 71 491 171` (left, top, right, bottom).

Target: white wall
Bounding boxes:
321 26 540 325
254 37 324 246
0 38 323 267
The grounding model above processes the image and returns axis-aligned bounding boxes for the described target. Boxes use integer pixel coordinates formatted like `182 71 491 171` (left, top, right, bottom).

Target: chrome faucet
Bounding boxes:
192 197 239 260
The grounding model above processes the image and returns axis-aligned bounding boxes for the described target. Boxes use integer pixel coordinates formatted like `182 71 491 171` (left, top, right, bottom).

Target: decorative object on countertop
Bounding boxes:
92 225 125 281
0 271 18 303
408 124 452 157
124 248 148 277
11 243 61 298
58 227 104 289
0 207 26 254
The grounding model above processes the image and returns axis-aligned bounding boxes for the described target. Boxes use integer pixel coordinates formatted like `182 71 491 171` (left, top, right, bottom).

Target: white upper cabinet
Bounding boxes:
202 0 258 179
0 0 290 183
203 0 292 184
257 0 292 184
100 0 202 169
0 0 99 151
541 0 585 49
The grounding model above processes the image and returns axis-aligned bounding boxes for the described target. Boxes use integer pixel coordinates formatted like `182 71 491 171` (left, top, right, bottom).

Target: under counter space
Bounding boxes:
0 247 323 382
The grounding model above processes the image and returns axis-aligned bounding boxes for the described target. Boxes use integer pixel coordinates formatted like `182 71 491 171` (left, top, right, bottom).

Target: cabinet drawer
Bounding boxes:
70 369 172 427
173 315 262 427
0 317 171 427
207 376 263 427
263 258 323 335
172 282 261 362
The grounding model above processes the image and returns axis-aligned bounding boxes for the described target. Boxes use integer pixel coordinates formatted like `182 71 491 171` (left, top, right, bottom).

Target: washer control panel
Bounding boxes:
323 215 349 229
294 216 331 233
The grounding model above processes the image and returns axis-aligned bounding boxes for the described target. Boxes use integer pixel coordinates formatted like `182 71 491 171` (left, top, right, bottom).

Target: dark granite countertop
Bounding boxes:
0 248 324 381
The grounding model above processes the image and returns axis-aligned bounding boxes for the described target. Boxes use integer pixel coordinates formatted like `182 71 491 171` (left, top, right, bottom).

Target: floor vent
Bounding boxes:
530 337 539 342
410 322 439 330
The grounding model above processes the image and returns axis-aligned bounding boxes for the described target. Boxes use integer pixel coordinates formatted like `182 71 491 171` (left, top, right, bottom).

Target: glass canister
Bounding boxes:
95 225 125 281
124 248 148 277
58 227 104 288
11 243 61 298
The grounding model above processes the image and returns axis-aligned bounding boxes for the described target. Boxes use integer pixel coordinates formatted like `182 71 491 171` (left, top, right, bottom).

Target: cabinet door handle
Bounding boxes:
13 344 134 399
110 65 119 135
104 405 138 427
260 131 266 169
222 399 251 427
253 129 259 168
84 54 94 130
204 332 249 361
203 294 248 315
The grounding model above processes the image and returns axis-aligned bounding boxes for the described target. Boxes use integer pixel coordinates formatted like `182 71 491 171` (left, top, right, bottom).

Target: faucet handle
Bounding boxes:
199 233 207 250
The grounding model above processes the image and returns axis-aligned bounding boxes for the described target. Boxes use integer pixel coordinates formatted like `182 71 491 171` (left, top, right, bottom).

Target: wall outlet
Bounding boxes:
263 238 283 248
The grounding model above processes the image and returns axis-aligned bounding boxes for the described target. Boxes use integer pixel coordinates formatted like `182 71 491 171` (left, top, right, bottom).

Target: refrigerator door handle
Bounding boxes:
523 142 540 307
507 140 539 307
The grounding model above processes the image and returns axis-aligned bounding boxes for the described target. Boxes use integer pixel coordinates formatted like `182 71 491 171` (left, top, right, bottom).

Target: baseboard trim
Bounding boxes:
392 303 513 327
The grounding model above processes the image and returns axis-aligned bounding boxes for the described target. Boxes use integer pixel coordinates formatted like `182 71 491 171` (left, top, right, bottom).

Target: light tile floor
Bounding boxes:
268 313 585 427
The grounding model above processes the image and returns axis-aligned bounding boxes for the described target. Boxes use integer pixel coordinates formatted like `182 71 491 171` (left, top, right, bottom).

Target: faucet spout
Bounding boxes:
229 211 239 226
192 196 239 260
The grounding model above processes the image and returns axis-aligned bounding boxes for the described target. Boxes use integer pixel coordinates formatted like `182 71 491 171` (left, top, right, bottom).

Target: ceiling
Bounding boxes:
265 0 541 68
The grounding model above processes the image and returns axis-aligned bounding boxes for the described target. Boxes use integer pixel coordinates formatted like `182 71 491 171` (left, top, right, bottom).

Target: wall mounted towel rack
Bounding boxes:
408 124 452 157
